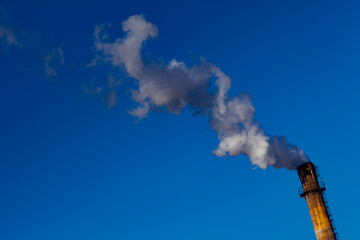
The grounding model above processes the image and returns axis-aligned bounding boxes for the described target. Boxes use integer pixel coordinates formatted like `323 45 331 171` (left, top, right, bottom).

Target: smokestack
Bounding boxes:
297 162 339 240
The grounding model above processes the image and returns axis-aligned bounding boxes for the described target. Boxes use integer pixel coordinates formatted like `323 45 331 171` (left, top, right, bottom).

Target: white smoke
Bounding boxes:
90 14 309 170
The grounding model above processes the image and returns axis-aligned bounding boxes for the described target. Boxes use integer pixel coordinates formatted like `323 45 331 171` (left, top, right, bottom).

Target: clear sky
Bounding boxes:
1 1 359 239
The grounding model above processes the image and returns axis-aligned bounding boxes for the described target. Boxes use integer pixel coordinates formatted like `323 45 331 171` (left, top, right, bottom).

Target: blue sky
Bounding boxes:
1 1 359 239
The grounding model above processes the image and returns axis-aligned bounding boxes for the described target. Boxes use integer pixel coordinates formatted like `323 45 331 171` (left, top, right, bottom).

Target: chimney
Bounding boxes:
297 162 338 240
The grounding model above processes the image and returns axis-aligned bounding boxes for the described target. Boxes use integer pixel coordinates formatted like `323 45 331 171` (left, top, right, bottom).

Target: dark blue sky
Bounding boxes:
1 1 359 239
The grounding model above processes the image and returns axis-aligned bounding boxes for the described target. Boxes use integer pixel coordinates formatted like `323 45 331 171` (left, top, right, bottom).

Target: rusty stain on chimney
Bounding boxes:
297 162 338 240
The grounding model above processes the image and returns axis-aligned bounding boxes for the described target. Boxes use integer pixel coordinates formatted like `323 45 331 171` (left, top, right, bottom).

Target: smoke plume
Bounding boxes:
90 14 308 170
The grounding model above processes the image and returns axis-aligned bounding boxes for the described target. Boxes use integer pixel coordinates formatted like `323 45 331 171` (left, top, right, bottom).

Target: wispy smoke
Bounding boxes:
90 14 308 170
0 25 18 46
0 8 20 48
44 45 64 78
82 74 122 109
